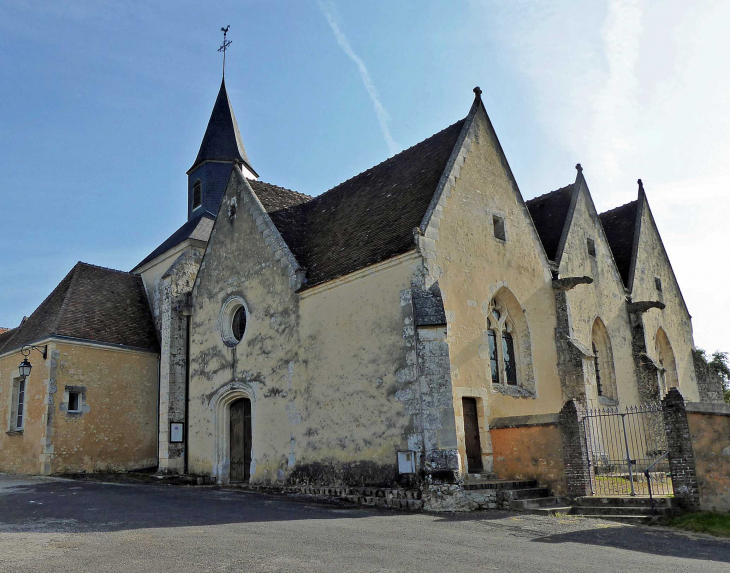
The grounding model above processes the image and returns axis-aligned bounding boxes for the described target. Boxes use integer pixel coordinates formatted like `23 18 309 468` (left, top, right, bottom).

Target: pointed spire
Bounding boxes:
637 178 644 193
188 78 257 176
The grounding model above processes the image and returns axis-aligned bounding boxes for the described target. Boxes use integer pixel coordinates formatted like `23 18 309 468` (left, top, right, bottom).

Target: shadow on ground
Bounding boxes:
2 478 730 565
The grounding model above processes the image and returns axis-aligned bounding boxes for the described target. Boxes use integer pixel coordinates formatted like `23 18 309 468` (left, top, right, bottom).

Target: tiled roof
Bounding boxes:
525 184 575 261
189 79 256 176
0 262 159 355
266 119 466 289
134 211 215 271
248 180 312 212
599 200 639 287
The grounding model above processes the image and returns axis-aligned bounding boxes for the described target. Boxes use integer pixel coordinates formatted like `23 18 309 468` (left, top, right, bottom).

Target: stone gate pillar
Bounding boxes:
662 388 701 510
559 400 592 498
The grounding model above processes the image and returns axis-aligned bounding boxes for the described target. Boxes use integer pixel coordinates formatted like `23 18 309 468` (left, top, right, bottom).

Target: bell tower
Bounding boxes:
186 78 258 221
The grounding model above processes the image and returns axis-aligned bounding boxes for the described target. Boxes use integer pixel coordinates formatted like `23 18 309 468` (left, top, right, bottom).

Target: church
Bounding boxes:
0 74 723 494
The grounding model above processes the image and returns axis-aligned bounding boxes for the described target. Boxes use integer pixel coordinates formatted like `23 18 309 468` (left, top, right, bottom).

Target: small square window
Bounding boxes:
655 277 662 292
68 391 81 413
493 215 506 241
587 238 596 257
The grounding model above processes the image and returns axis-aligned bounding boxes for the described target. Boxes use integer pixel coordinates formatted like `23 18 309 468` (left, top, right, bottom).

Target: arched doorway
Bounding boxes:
229 398 252 482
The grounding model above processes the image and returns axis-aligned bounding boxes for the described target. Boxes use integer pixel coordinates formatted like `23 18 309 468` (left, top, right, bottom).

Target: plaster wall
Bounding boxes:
632 199 699 401
50 342 158 473
188 173 425 486
0 347 52 474
420 108 563 474
490 423 566 495
559 188 639 406
686 405 730 513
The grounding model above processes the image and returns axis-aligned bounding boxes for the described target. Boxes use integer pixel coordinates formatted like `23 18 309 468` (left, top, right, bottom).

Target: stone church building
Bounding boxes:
1 77 723 486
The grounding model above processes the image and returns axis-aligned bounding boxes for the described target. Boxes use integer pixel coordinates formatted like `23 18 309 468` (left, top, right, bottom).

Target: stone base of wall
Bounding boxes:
224 482 425 511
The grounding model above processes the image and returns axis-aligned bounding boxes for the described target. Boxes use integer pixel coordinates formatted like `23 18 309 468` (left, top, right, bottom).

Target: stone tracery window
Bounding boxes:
486 291 535 393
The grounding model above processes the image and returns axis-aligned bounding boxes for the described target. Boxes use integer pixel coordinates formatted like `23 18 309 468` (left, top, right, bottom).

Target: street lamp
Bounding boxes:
18 345 47 380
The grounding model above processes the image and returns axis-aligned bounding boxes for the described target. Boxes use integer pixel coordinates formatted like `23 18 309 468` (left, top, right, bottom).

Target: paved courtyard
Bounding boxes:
1 474 729 572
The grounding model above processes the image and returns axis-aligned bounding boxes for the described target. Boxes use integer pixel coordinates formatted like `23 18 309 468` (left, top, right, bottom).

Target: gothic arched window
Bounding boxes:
486 289 535 393
591 318 617 402
655 328 678 397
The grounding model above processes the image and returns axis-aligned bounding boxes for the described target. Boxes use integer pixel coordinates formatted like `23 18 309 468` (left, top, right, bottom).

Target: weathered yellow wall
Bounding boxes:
1 341 157 475
560 187 639 406
188 172 423 485
687 410 730 512
425 107 563 473
0 348 49 474
50 342 158 473
632 199 699 401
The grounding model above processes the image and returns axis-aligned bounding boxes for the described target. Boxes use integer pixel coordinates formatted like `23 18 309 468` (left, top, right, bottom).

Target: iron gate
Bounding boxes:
582 403 672 496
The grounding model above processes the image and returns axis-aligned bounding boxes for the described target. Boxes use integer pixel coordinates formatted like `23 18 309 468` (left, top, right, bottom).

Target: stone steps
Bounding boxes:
569 496 675 524
463 479 538 491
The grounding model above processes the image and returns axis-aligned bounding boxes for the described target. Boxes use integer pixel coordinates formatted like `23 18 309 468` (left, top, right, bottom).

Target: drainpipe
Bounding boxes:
155 353 161 472
183 292 193 474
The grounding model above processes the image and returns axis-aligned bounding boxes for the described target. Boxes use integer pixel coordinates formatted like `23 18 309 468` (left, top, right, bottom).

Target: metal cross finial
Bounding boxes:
218 26 232 78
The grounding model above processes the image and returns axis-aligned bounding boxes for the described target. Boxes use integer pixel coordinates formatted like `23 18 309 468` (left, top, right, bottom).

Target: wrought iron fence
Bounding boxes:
582 402 672 497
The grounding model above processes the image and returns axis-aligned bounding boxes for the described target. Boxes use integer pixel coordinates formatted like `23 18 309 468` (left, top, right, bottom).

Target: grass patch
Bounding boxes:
668 512 730 538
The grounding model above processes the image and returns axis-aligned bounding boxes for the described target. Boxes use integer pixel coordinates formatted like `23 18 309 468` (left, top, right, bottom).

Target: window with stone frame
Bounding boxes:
486 292 536 394
492 215 506 241
9 377 26 431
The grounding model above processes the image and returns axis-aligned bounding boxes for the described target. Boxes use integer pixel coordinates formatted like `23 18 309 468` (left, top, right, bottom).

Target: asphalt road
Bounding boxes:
1 474 729 572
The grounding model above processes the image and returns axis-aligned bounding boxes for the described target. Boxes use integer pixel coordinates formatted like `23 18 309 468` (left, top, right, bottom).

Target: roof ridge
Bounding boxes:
53 263 83 334
599 199 639 218
525 183 574 205
254 180 312 200
19 264 78 332
75 261 132 275
309 118 466 204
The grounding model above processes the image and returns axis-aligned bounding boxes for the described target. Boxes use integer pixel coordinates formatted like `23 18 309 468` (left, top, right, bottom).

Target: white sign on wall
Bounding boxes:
170 422 184 443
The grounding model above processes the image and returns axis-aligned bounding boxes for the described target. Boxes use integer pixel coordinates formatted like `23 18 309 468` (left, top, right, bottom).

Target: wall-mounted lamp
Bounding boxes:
18 345 47 380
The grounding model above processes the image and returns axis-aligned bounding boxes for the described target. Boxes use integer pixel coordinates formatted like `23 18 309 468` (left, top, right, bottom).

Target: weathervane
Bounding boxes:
218 25 232 78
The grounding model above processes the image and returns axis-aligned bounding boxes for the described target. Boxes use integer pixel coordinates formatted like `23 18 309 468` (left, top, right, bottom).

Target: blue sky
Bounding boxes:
1 0 729 354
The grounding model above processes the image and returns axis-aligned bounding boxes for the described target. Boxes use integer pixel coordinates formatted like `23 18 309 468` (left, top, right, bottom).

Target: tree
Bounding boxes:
694 349 730 403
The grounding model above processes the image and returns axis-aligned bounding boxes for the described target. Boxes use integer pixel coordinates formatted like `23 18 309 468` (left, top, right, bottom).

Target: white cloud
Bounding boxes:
317 0 399 155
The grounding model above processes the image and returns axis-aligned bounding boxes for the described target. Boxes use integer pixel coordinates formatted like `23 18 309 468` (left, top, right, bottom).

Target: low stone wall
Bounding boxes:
686 402 730 513
490 414 566 495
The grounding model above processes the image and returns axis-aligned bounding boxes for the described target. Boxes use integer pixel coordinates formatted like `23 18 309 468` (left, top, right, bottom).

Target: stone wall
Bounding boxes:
686 402 730 512
490 415 566 495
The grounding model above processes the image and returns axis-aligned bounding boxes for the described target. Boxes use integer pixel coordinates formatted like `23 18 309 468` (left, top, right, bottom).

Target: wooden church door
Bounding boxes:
230 398 252 482
462 397 483 472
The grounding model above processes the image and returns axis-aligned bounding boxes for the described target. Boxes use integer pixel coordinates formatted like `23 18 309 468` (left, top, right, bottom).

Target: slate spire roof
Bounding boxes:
0 262 159 355
189 79 257 176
